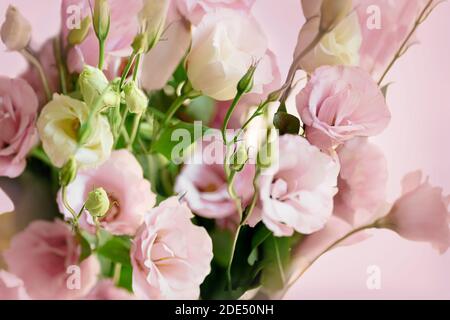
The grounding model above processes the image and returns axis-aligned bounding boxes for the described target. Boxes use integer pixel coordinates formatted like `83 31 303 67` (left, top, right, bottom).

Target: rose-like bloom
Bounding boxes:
0 5 31 51
175 0 255 25
355 0 425 79
131 197 213 299
295 11 362 74
0 188 14 215
174 133 255 219
186 9 274 101
84 280 136 300
37 94 113 168
58 150 156 236
0 270 30 300
4 220 100 299
0 77 38 178
377 171 450 254
61 0 142 78
252 134 339 237
334 137 387 225
296 66 391 150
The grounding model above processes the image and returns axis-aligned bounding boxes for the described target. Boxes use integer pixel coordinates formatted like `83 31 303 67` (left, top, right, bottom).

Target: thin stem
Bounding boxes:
114 108 128 148
21 48 52 101
162 94 188 128
98 40 105 70
377 0 434 86
232 101 269 143
221 93 243 144
119 52 137 89
53 37 67 94
62 186 78 225
226 223 242 290
132 54 141 81
128 113 142 150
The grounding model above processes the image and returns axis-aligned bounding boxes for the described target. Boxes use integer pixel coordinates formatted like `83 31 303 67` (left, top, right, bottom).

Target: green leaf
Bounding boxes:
117 263 133 292
247 224 272 266
260 235 291 291
76 230 92 263
210 228 234 268
96 235 132 266
152 121 212 163
273 112 300 135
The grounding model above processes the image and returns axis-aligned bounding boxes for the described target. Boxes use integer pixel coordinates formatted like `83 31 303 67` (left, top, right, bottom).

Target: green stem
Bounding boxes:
231 101 269 143
128 113 142 150
119 52 137 89
53 37 67 94
221 93 243 144
226 223 242 290
162 94 188 128
98 40 105 70
62 186 78 225
133 54 141 81
114 108 128 148
21 48 52 101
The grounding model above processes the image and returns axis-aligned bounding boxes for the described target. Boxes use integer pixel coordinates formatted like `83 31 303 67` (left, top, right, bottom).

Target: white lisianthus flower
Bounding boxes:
186 9 273 101
37 94 113 168
296 12 362 74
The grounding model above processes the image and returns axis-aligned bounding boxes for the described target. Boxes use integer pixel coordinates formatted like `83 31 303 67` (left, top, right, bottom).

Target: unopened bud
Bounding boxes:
237 63 257 95
0 6 31 51
59 158 77 187
68 16 91 46
124 81 148 114
319 0 352 33
139 0 170 51
85 187 110 218
267 87 284 103
79 66 120 109
273 111 300 135
229 145 249 172
93 0 110 41
131 33 149 54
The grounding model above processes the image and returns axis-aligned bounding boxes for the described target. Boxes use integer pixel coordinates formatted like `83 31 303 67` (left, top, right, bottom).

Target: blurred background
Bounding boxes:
0 0 449 299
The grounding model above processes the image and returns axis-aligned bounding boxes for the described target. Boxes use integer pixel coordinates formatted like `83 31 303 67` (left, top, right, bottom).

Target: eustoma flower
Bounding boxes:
58 150 156 236
37 94 113 168
0 77 39 178
296 66 390 151
186 9 274 101
251 134 340 237
4 220 100 299
131 197 213 299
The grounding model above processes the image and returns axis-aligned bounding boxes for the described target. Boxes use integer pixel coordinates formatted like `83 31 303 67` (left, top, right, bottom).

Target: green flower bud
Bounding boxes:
79 66 120 109
139 0 170 51
85 187 110 218
229 144 248 172
273 111 300 135
237 63 257 95
67 16 91 46
124 81 148 114
131 33 149 54
93 0 110 41
59 157 77 187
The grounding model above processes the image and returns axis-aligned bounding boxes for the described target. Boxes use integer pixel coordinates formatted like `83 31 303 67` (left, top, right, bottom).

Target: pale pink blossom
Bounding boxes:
4 220 100 299
61 0 142 78
84 280 136 300
175 0 256 25
175 134 255 219
0 77 38 178
334 137 387 225
253 134 340 237
0 270 30 300
378 171 450 254
58 150 156 236
0 188 14 214
131 197 213 299
296 65 390 150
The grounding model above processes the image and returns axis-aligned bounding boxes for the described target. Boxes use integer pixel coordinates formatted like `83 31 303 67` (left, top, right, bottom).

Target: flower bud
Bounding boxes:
139 0 170 51
319 0 353 33
237 63 257 95
79 66 120 109
229 144 249 172
85 187 110 218
123 81 148 114
67 16 91 46
0 6 31 51
131 33 149 54
59 157 77 187
93 0 110 41
273 111 300 135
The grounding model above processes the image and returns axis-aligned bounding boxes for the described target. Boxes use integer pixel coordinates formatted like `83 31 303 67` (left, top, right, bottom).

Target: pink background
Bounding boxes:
1 0 450 299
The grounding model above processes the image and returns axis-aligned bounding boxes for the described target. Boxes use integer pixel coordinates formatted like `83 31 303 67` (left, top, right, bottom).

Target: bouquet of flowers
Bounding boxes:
0 0 448 300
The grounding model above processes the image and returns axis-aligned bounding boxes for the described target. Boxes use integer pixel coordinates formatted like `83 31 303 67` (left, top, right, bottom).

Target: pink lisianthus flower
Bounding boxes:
174 133 255 220
0 77 39 178
3 219 100 299
0 270 30 300
296 66 391 151
58 150 156 236
84 280 136 300
0 188 14 215
131 197 213 300
61 0 142 78
377 171 450 253
251 134 340 237
175 0 256 25
334 137 388 225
